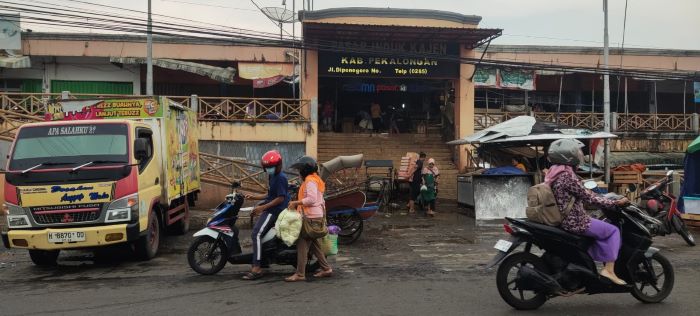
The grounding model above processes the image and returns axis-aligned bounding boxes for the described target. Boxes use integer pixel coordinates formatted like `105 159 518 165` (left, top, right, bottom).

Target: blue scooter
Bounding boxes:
187 182 318 275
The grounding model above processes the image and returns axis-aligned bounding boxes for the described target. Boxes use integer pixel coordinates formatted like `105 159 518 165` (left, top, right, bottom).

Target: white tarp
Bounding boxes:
0 55 30 68
448 115 616 146
448 116 535 145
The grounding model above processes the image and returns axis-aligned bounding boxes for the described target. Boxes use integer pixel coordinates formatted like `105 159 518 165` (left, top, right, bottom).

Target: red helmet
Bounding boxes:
261 150 283 168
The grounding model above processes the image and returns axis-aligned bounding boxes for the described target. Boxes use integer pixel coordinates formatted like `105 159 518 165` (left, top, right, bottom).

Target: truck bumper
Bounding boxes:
5 222 140 250
1 231 9 249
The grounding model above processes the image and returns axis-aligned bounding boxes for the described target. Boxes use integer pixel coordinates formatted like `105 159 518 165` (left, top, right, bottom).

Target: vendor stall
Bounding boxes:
449 116 616 222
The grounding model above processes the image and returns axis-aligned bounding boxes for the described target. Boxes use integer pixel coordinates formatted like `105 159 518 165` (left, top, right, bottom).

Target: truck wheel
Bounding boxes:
135 210 161 260
29 250 60 266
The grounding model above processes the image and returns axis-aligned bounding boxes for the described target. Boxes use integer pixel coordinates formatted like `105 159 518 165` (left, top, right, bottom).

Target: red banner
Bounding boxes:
252 75 284 88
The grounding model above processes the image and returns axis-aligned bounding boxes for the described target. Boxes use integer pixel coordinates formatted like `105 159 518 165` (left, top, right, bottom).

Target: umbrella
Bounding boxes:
688 135 700 154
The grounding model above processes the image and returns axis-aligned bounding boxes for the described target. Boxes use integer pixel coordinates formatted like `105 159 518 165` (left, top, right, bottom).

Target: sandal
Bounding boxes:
284 274 306 282
241 271 264 280
313 269 333 278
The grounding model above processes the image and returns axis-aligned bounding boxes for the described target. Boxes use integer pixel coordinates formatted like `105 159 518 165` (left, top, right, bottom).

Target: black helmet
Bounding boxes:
290 156 318 179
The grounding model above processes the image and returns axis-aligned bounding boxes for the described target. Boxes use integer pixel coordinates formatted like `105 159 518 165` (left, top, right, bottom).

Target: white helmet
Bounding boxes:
547 139 585 166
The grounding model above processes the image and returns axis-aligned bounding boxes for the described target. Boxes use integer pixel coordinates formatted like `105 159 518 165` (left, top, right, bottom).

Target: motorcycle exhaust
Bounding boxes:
516 265 564 295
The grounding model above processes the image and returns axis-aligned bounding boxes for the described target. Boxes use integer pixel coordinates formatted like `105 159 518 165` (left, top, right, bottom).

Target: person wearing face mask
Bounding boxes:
241 150 290 280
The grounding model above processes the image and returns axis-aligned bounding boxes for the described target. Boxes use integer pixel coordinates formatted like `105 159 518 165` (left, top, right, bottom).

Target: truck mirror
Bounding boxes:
134 138 148 161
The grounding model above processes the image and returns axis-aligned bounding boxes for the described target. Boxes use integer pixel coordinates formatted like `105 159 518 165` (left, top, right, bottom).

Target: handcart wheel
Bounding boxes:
326 205 363 245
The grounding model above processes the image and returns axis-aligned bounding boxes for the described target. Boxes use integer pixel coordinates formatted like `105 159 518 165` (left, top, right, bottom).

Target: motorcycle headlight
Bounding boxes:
106 194 138 223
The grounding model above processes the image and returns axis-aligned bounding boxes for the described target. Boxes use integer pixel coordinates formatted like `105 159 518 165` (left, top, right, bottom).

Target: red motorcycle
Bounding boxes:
640 170 696 246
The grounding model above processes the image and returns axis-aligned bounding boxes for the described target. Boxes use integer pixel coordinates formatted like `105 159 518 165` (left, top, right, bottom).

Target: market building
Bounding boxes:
2 7 700 202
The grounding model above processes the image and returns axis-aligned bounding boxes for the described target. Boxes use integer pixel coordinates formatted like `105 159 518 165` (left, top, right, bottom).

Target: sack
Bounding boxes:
320 234 338 256
275 209 302 247
301 217 328 239
525 183 574 226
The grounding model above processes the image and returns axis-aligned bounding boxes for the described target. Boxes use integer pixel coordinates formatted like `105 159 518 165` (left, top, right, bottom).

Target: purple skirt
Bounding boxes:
581 218 621 262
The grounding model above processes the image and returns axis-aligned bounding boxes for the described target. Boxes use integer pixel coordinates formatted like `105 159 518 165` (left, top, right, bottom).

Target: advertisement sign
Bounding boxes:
499 69 536 90
473 68 499 87
18 182 114 207
318 41 460 79
695 82 700 103
45 98 163 121
166 102 200 199
0 14 21 50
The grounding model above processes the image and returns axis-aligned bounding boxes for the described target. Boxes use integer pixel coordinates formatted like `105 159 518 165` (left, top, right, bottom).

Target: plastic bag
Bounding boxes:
321 234 338 256
275 208 302 247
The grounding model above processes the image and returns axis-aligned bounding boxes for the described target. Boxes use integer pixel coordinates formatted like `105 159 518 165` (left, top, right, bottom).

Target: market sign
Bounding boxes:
473 67 536 91
318 41 460 79
473 68 498 87
45 98 163 121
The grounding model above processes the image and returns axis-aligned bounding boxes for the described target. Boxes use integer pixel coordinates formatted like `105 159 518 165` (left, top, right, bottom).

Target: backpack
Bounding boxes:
525 183 575 226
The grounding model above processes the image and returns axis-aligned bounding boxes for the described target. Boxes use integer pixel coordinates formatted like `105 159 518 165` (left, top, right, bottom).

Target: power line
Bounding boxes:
160 0 259 12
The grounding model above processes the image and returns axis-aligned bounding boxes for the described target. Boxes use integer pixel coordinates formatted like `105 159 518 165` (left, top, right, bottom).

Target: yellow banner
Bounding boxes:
18 182 114 207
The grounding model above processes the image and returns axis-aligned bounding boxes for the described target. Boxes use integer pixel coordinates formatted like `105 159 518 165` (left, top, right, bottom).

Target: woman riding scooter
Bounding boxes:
546 139 630 285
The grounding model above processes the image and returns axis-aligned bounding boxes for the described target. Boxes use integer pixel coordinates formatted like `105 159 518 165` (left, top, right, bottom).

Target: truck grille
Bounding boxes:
30 204 103 225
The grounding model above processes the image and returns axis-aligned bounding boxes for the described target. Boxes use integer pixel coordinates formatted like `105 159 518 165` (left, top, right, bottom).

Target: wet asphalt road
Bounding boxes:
1 211 699 316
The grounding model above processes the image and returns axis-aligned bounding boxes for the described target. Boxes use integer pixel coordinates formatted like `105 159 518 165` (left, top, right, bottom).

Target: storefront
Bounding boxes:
299 7 501 169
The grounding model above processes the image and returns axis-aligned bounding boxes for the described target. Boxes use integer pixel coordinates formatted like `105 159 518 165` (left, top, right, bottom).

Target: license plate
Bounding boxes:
48 231 86 243
494 239 513 252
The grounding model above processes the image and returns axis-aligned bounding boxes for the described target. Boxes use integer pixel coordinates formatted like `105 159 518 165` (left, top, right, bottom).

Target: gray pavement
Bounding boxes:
1 208 699 316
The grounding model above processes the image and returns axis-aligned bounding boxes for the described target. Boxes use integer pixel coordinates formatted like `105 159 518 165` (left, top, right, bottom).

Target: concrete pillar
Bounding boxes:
693 113 699 134
190 94 199 112
455 45 476 172
611 112 618 132
301 49 319 159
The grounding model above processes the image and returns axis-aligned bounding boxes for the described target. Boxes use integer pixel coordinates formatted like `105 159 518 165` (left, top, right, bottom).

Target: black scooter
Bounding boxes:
187 182 319 275
486 194 674 310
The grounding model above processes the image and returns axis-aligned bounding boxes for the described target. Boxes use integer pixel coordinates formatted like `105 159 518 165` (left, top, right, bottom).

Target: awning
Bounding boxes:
0 55 31 68
302 22 501 48
110 57 236 84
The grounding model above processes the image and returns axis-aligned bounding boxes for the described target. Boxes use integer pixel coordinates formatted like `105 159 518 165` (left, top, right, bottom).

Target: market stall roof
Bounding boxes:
303 23 501 48
609 152 685 168
688 135 700 154
447 115 616 146
110 57 236 84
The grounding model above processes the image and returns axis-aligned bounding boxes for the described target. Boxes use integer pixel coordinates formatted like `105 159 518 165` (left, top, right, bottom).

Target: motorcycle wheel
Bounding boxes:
671 214 696 246
631 252 674 303
187 236 228 275
496 252 549 310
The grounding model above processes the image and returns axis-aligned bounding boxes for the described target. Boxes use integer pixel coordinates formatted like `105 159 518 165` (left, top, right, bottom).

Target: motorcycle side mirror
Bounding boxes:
628 184 637 192
231 182 241 189
666 170 674 177
583 180 598 190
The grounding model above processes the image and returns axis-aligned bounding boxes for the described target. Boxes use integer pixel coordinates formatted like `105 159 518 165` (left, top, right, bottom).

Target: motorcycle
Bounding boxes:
639 170 696 246
187 182 319 275
486 194 674 310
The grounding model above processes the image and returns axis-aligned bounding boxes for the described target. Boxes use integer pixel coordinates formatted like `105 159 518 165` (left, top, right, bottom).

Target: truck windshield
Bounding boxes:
9 123 129 171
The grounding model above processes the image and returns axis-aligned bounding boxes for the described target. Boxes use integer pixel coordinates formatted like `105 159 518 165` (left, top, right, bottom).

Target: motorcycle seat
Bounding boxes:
510 218 594 249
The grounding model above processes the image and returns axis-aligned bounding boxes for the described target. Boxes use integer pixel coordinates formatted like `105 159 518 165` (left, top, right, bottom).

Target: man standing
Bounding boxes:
242 150 290 280
370 102 383 133
408 152 427 214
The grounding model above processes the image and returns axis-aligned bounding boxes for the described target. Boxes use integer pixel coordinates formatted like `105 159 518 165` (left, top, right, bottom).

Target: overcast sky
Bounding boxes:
13 0 700 50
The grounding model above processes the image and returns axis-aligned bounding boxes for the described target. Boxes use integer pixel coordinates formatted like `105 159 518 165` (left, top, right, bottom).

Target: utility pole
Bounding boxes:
603 0 611 183
146 0 154 95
